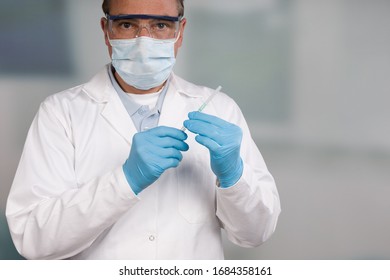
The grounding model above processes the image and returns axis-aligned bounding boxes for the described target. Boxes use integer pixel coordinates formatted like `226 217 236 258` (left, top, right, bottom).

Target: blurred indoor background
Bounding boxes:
1 0 389 259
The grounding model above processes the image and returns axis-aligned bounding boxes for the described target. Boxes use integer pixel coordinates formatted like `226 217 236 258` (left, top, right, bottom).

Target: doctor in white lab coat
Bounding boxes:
6 0 281 260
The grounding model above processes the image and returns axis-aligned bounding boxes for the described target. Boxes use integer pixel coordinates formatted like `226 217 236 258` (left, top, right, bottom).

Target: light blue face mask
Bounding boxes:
109 36 177 90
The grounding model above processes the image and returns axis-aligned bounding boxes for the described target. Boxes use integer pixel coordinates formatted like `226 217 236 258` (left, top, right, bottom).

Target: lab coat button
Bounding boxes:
149 235 155 241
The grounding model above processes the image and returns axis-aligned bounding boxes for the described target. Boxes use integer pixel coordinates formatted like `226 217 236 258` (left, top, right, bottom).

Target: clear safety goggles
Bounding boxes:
106 14 183 40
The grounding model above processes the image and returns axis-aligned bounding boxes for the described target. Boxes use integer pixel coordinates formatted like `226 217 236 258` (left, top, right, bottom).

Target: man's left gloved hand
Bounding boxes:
183 111 243 188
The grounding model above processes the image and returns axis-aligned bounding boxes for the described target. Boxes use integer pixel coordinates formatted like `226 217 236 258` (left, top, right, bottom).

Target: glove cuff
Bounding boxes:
218 158 244 188
122 163 142 195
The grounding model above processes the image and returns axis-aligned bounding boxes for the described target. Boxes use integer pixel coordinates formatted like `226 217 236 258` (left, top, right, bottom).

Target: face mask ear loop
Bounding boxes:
107 32 113 46
174 31 181 43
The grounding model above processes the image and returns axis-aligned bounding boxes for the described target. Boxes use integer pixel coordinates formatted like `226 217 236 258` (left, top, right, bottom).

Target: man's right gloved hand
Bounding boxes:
123 126 189 195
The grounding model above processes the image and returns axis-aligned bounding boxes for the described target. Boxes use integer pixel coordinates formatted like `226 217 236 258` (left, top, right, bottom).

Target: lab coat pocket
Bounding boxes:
177 137 216 224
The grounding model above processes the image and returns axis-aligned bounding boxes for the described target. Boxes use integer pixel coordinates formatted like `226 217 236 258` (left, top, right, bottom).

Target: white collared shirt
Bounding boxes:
108 66 168 132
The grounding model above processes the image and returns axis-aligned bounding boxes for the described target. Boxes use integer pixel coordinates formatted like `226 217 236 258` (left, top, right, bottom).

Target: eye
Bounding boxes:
114 19 137 30
156 22 167 30
121 22 132 29
153 20 174 30
120 21 133 30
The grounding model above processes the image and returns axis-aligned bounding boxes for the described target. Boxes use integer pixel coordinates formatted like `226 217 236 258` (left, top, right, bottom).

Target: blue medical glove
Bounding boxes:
123 126 189 195
183 112 244 188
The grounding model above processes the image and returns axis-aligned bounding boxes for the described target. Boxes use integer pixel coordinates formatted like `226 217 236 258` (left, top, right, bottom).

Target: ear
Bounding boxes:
100 17 110 47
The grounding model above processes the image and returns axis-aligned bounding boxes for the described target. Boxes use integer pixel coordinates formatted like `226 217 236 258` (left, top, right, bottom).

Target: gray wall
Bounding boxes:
1 0 389 259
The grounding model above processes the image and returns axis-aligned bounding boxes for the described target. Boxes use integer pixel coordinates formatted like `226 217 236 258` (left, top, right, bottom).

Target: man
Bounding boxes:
6 0 280 259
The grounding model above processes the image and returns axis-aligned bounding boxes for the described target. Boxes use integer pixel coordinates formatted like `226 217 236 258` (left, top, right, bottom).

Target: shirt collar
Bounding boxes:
108 65 168 116
108 68 138 115
108 65 172 117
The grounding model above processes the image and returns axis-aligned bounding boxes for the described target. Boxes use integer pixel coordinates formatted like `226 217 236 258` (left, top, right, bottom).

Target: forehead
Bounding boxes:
109 0 179 16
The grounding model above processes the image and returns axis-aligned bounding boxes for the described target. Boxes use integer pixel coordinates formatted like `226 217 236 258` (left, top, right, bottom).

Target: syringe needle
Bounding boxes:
181 86 222 131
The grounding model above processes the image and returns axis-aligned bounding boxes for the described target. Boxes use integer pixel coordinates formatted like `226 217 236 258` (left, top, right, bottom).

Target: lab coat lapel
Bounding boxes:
101 93 137 144
82 65 137 144
159 74 205 129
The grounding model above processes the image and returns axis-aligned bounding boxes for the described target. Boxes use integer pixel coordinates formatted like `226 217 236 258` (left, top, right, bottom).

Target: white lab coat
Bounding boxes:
6 65 281 260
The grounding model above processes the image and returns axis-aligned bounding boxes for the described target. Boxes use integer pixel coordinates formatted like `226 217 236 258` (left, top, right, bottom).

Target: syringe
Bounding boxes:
181 85 222 131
